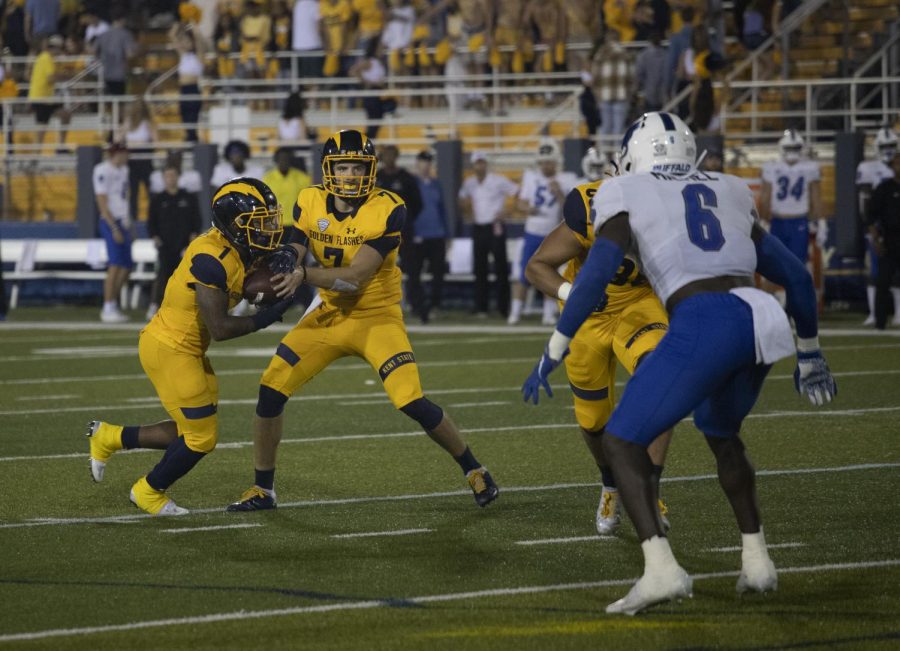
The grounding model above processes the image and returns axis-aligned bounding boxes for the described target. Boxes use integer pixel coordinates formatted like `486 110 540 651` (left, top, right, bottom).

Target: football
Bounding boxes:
242 265 280 305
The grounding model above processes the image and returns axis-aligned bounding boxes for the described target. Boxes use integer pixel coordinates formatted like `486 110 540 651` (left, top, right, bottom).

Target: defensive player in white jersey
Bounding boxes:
760 129 823 265
856 127 899 325
508 138 579 325
523 112 837 615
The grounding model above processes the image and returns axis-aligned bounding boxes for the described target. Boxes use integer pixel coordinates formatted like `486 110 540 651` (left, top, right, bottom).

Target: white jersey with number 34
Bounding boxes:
591 170 758 304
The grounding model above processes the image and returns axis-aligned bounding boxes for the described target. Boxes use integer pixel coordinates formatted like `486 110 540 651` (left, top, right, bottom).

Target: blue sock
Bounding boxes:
454 446 480 475
121 426 140 449
600 465 616 489
255 468 275 491
146 437 206 491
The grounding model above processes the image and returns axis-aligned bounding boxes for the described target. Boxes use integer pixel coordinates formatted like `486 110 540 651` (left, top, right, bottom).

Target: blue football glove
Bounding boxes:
251 295 294 331
794 350 837 406
267 246 299 275
522 346 568 405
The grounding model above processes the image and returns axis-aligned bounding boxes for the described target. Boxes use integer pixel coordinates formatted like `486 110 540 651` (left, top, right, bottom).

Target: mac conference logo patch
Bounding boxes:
317 218 329 232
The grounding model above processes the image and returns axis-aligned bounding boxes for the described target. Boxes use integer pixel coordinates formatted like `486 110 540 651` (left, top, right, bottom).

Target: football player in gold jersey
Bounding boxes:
523 150 673 534
227 130 499 511
86 179 293 516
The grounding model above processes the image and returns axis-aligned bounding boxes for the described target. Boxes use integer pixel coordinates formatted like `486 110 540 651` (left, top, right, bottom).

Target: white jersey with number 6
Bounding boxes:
761 159 820 218
591 170 758 304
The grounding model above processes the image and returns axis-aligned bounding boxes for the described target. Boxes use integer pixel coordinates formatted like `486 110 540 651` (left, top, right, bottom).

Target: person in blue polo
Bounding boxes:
93 142 132 323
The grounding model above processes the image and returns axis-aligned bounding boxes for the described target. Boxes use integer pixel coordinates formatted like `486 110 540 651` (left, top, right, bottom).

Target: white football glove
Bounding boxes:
794 350 837 406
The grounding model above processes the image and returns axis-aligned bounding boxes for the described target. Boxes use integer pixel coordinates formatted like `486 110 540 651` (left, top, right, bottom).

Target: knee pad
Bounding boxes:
400 397 444 431
256 385 289 418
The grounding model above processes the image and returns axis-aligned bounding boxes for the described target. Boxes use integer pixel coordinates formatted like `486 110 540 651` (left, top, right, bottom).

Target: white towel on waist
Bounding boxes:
730 287 795 364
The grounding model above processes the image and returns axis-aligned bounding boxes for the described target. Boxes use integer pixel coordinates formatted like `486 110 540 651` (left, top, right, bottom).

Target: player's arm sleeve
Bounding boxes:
752 223 817 339
556 215 630 339
562 187 589 239
92 167 107 197
760 163 774 184
189 253 228 291
365 205 405 257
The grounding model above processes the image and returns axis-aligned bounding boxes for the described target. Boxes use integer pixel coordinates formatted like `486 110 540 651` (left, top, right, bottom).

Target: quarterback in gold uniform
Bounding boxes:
523 150 673 534
87 178 293 516
227 130 499 511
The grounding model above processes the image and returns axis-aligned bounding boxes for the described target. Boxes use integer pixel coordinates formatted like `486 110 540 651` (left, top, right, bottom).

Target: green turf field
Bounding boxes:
1 308 898 650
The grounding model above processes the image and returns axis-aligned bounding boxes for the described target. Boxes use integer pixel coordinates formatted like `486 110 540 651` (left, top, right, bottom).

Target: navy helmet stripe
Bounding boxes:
620 119 641 152
659 112 677 131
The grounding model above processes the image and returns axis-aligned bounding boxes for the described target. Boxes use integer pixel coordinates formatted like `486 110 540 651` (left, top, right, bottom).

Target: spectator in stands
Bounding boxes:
579 43 602 136
408 149 448 324
262 147 311 227
210 139 264 187
27 35 70 151
687 26 726 132
350 40 392 139
320 0 353 78
3 2 29 57
119 97 157 222
564 0 601 70
665 6 695 114
376 143 422 272
523 0 567 87
458 151 517 318
350 0 384 56
238 0 271 92
381 0 415 76
0 50 19 146
603 0 637 42
700 143 724 172
632 30 667 113
146 163 201 319
94 142 132 323
590 29 634 143
150 149 203 195
25 0 60 51
268 0 293 81
94 9 137 96
214 10 240 84
292 0 323 83
195 0 219 43
741 0 776 78
412 0 452 94
633 0 670 41
81 11 109 54
170 22 205 142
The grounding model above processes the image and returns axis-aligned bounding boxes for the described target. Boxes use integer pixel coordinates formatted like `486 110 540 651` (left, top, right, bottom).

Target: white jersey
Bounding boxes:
92 161 130 225
856 159 894 188
519 170 579 236
761 159 820 218
591 170 758 305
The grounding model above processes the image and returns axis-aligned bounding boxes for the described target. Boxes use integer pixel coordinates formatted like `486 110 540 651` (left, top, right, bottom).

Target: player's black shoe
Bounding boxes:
226 486 277 512
466 467 499 507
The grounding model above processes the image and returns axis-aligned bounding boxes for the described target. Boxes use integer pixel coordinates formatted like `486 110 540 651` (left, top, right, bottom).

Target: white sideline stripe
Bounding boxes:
4 405 900 464
1 559 898 643
447 400 510 408
14 394 79 401
705 542 805 553
331 528 432 539
160 524 263 534
0 462 896 530
515 535 617 546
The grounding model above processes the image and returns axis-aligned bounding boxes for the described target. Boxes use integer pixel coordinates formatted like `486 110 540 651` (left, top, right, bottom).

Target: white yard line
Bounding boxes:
704 542 806 553
14 394 79 402
0 462 896 530
514 535 616 546
160 524 263 534
0 559 897 643
331 528 432 539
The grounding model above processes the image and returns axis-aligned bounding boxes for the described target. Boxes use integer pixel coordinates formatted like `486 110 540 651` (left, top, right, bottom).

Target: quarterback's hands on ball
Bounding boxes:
271 265 306 298
794 349 837 406
522 346 568 405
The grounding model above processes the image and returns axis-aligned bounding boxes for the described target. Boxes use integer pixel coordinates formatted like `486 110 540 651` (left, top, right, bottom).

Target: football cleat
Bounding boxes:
86 420 124 482
596 487 621 535
862 314 875 326
658 499 671 533
129 476 188 516
466 467 499 507
737 554 778 594
606 565 693 616
100 309 129 323
226 486 277 512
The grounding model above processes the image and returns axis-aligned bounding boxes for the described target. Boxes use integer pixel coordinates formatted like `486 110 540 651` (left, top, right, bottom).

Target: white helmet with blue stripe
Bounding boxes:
618 112 697 175
778 128 805 164
874 127 898 164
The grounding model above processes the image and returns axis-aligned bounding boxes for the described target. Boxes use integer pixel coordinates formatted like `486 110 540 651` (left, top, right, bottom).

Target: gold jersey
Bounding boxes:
143 228 246 355
294 185 404 312
562 180 655 313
